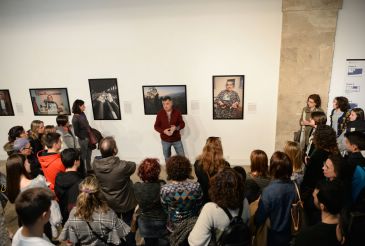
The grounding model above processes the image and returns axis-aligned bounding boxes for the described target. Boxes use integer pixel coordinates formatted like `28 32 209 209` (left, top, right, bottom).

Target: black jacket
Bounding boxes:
55 171 83 224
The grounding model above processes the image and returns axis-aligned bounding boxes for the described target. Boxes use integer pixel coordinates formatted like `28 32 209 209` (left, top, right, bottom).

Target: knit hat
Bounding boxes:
13 138 30 151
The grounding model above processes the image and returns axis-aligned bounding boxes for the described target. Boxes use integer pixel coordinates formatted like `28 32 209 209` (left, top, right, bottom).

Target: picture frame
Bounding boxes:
142 85 187 115
212 75 244 120
29 88 71 116
0 89 15 116
88 78 121 120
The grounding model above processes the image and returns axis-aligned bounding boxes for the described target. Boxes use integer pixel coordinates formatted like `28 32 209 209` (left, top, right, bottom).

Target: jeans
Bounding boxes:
79 138 92 174
161 140 185 161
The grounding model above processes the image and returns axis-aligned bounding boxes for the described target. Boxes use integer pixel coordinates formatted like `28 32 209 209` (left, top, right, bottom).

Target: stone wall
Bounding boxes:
275 0 343 149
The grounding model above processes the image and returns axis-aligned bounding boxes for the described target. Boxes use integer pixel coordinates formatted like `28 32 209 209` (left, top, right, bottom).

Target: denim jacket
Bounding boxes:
255 179 296 234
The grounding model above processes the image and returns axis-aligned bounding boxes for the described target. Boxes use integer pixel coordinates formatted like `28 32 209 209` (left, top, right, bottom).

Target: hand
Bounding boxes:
163 128 171 136
301 120 310 126
231 102 239 109
106 93 113 102
218 101 224 106
97 95 105 103
170 125 176 132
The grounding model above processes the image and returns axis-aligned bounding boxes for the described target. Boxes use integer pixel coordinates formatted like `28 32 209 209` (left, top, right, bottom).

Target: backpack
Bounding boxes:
217 206 251 246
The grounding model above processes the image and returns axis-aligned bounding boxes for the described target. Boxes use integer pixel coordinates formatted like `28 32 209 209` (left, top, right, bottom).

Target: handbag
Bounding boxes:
291 181 306 236
88 127 98 146
294 130 301 143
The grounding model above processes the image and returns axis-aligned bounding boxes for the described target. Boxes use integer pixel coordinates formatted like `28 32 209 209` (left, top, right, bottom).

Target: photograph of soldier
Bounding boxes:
213 76 244 119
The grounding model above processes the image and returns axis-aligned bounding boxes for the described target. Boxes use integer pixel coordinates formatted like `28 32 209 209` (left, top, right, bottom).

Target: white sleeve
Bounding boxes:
188 203 215 246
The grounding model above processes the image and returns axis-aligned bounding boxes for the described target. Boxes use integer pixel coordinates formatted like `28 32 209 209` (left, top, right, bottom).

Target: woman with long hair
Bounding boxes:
245 149 271 203
28 120 45 155
133 158 167 246
284 141 305 185
330 97 351 137
301 125 339 226
5 154 54 240
59 175 130 245
72 99 93 173
299 94 323 150
194 137 229 204
347 107 365 133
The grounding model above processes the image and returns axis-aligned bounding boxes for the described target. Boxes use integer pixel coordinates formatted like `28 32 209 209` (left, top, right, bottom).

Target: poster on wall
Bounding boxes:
142 85 187 115
344 59 365 109
88 78 121 120
213 75 244 120
0 89 15 116
29 88 71 116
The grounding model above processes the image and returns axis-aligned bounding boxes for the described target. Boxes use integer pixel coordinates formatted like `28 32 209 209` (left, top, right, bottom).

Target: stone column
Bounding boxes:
275 0 342 149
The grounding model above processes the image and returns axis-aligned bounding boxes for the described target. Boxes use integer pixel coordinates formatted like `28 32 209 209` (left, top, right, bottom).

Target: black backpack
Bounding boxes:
217 206 251 246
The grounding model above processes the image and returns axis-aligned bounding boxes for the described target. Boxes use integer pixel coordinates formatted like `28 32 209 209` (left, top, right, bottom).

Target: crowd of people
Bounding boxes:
0 94 364 246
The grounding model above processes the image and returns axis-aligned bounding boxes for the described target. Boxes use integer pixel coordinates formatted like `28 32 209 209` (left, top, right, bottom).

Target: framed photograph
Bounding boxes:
142 85 187 115
0 90 15 116
29 88 71 116
88 78 121 120
213 75 244 120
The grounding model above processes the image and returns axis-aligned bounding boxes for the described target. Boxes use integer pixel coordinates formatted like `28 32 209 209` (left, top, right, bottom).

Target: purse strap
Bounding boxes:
293 181 302 202
86 221 116 246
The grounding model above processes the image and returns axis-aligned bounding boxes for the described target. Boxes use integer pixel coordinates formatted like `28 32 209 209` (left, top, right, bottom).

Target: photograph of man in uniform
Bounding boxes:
213 76 244 119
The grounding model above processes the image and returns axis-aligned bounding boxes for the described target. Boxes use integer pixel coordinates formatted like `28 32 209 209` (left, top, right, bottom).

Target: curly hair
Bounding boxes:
138 158 161 182
75 176 108 221
166 155 192 181
197 137 228 177
250 149 269 177
269 151 293 180
209 168 244 209
308 94 321 108
334 97 350 112
313 125 339 154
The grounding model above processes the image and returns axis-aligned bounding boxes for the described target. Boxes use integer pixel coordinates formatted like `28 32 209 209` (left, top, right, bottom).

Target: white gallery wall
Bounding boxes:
0 0 283 163
328 0 365 114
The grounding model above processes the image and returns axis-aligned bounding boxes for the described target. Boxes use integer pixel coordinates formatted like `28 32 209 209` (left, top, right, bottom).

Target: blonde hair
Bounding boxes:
74 176 108 221
284 141 303 172
197 137 228 177
29 120 44 139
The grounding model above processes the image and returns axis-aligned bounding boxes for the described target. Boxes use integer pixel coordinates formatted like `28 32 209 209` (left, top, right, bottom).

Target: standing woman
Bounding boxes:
299 94 323 150
194 137 230 204
330 96 351 137
72 99 93 173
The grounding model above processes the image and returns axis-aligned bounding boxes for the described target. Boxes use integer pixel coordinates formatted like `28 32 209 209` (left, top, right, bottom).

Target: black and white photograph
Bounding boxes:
0 89 15 116
88 78 121 120
29 88 71 116
213 75 244 119
142 85 187 115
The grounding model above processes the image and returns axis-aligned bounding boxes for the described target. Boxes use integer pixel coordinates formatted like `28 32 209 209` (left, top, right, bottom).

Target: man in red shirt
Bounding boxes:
154 96 185 161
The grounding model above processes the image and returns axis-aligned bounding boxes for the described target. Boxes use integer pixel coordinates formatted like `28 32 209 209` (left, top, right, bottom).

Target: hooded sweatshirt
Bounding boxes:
37 150 66 191
93 156 137 213
55 171 83 224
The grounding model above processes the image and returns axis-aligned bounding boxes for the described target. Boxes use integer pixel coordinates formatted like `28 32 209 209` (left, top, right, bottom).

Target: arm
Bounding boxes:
154 113 164 134
254 194 270 227
188 204 214 246
72 116 81 139
176 111 185 130
123 161 136 177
